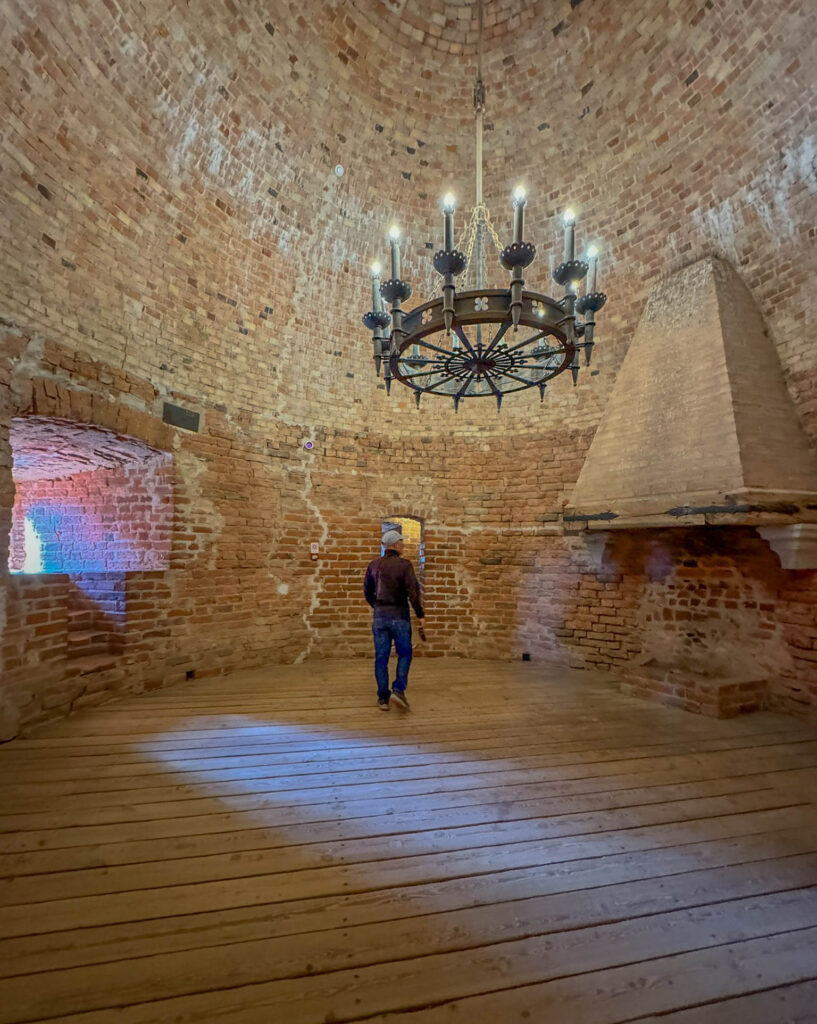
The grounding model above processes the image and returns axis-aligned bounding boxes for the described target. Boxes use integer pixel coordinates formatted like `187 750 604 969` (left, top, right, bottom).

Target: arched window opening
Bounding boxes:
7 416 173 669
8 416 172 574
382 516 425 576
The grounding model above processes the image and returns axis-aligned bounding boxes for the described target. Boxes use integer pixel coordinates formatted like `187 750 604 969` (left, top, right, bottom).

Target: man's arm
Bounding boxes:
404 561 424 619
364 561 376 608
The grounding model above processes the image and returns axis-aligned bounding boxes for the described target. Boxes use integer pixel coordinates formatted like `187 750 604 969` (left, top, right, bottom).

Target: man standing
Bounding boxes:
364 529 425 711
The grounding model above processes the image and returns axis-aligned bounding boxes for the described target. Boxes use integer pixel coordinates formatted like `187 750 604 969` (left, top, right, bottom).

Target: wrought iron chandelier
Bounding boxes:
362 0 607 412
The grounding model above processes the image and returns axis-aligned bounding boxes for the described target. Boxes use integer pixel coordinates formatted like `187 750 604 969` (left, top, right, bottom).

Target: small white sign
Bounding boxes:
310 542 320 554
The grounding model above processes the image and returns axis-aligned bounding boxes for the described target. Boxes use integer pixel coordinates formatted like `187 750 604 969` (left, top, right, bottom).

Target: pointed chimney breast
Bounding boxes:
568 257 817 527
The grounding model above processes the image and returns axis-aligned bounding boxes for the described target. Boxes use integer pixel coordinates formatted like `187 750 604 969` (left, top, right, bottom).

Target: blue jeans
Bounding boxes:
373 617 412 701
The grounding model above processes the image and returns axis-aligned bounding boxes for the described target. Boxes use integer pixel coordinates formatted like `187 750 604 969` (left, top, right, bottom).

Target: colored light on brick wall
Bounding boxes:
10 458 173 574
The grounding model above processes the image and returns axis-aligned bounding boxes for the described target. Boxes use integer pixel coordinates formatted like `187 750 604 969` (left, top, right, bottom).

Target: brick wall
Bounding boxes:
65 573 126 665
2 338 816 737
0 574 70 739
0 569 178 737
453 526 817 715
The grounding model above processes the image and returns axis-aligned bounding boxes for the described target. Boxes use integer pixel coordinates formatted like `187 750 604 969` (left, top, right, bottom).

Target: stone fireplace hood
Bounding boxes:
567 257 817 546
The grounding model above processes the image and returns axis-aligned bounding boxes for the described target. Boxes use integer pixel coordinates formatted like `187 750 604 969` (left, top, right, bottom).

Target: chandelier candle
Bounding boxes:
513 188 526 244
563 209 576 263
362 261 392 377
443 194 455 252
576 244 607 368
371 263 382 312
503 186 534 330
389 228 401 280
587 246 599 294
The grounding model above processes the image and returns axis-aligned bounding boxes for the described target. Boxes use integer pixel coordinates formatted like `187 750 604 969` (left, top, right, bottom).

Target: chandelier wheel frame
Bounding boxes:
388 288 576 400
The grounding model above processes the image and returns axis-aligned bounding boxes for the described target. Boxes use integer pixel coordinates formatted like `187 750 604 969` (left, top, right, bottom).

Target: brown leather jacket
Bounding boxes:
364 549 424 621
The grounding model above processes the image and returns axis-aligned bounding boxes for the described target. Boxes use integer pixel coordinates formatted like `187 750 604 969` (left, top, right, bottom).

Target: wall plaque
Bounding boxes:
162 402 200 432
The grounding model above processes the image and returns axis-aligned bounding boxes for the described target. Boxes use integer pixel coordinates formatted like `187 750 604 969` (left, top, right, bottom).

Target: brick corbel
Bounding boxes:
576 530 611 571
758 524 817 570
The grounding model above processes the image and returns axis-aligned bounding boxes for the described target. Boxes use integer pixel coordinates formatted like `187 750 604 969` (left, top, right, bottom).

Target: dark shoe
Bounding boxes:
390 689 410 711
378 699 391 711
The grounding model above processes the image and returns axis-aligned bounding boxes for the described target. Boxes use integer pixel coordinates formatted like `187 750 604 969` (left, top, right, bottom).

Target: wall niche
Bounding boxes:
0 416 175 739
9 416 172 574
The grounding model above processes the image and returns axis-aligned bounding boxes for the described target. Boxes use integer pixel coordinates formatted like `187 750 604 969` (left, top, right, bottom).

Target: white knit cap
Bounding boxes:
382 529 404 547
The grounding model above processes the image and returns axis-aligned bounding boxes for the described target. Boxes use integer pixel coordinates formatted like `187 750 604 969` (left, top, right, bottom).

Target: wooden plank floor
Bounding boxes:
2 658 817 1023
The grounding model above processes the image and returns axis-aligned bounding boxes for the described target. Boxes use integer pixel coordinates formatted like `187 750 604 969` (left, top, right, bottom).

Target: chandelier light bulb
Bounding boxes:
512 186 527 203
587 244 599 259
371 261 382 276
388 226 402 279
442 195 455 251
563 208 576 225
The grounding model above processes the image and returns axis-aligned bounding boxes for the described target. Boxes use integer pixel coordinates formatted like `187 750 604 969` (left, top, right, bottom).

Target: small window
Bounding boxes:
382 516 425 575
9 516 44 575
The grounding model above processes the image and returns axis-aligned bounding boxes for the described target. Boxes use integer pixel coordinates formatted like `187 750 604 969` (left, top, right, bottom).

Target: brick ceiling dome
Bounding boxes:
0 0 812 438
349 0 547 54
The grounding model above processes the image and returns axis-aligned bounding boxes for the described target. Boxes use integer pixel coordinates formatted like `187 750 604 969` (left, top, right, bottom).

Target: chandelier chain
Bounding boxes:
424 201 504 297
461 204 504 289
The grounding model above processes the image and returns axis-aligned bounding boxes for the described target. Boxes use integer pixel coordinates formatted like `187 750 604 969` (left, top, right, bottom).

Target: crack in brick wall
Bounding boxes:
294 437 330 664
